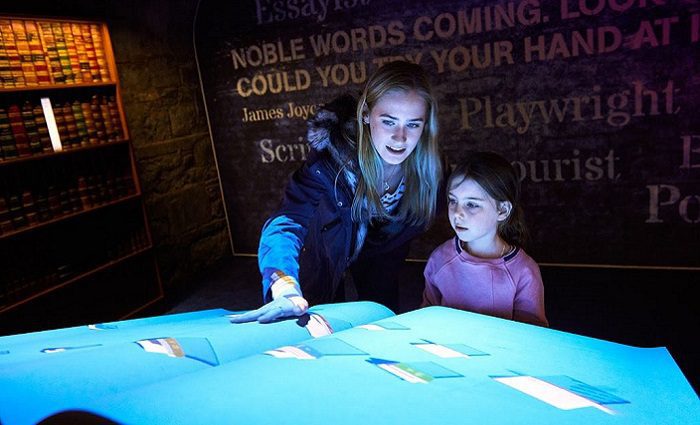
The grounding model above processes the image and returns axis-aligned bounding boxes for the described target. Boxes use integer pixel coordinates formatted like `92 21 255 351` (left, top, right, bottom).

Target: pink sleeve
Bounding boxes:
513 263 548 327
421 256 442 307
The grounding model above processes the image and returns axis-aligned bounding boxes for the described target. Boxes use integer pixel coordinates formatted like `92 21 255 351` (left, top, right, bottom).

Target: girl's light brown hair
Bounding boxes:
449 151 528 246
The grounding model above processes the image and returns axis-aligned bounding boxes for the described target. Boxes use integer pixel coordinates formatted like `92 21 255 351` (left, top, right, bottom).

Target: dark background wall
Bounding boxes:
196 0 700 268
2 0 696 390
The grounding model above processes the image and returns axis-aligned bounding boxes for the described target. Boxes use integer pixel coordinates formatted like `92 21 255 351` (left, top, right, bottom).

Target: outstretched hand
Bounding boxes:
229 296 309 324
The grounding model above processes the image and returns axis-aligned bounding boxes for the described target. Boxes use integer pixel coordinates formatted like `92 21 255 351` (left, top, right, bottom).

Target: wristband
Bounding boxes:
270 270 301 299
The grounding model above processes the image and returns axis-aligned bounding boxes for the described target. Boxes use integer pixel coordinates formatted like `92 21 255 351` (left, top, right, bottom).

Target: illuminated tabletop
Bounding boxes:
0 303 697 424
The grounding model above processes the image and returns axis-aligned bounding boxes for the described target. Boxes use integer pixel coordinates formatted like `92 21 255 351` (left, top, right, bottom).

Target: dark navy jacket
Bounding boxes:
258 147 427 310
258 95 430 310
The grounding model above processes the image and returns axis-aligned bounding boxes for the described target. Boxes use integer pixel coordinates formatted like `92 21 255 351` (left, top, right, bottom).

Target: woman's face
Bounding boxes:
366 89 427 165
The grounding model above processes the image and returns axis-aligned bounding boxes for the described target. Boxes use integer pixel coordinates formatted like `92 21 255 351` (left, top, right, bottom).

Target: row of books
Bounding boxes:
51 95 125 149
0 95 124 161
0 173 136 236
0 101 52 158
0 226 150 309
0 18 111 88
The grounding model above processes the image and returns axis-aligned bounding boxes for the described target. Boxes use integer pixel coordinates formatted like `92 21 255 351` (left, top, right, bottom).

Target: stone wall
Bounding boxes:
109 2 231 298
1 0 232 298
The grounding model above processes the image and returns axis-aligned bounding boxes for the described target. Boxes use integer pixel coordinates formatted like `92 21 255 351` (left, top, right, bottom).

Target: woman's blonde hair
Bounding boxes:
352 61 442 227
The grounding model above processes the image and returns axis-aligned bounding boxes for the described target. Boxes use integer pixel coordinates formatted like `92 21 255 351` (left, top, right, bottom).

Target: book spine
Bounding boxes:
61 102 79 149
80 23 100 82
11 20 37 86
7 193 26 229
58 187 71 214
21 190 39 226
39 22 65 84
47 185 62 217
77 175 91 209
0 19 25 87
86 174 98 206
24 20 50 86
90 95 107 143
62 23 81 84
68 183 81 212
107 96 123 140
71 100 88 146
51 23 74 84
0 196 14 234
71 23 91 82
8 104 30 157
81 101 98 145
52 100 68 148
0 27 14 88
35 188 52 222
0 107 17 160
90 24 110 82
98 96 115 142
21 101 43 155
33 103 53 153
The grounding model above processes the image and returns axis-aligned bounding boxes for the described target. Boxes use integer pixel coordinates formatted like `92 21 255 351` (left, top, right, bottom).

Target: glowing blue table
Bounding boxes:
0 302 393 425
1 304 697 424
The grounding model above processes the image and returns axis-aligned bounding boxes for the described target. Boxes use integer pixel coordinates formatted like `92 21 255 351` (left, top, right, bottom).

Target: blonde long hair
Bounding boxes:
352 61 442 227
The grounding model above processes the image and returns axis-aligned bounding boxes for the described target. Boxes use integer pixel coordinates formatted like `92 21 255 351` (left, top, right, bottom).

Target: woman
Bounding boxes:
232 61 442 323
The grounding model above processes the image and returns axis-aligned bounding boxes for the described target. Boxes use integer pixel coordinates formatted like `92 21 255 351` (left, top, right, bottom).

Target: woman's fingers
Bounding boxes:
229 297 306 324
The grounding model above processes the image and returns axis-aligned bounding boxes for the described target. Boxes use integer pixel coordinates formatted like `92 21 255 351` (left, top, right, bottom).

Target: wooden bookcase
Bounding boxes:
0 16 163 334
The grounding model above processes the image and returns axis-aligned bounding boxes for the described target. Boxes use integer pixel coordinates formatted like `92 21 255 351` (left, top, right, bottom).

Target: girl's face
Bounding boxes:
366 89 427 165
448 177 509 251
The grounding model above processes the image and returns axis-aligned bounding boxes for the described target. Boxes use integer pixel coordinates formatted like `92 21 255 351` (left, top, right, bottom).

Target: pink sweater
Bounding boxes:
422 237 548 327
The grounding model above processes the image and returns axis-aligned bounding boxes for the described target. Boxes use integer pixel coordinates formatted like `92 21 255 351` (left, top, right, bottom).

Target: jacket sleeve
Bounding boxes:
512 262 549 327
258 159 328 302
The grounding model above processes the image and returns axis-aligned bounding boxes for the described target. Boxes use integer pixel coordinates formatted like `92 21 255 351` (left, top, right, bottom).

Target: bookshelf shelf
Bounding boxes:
0 16 163 332
0 81 117 93
0 244 153 314
0 139 128 166
0 192 140 241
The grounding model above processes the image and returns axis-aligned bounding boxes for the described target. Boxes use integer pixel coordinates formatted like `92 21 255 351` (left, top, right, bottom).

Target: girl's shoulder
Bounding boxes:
507 246 534 261
428 237 461 262
505 247 541 273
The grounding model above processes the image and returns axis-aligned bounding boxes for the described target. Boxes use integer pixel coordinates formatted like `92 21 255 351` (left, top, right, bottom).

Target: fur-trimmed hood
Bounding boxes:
306 94 360 185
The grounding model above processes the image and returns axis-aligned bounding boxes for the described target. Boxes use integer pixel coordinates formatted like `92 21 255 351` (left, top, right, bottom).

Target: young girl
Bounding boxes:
232 61 443 323
422 151 548 327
